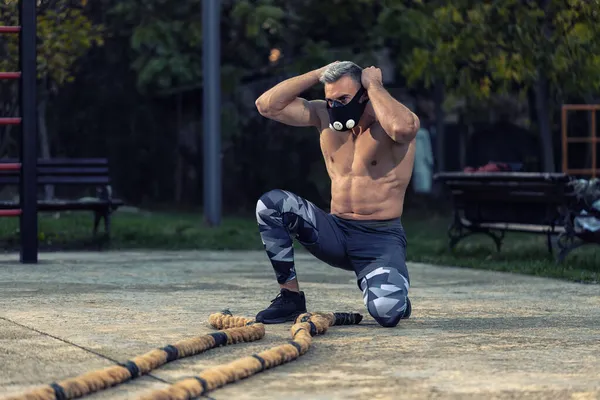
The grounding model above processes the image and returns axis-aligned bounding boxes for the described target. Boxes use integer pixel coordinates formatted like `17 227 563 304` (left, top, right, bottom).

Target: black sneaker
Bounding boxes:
255 288 307 324
401 297 412 319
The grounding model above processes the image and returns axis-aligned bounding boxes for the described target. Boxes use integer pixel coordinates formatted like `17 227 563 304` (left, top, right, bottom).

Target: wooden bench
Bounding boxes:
0 158 124 238
433 171 599 262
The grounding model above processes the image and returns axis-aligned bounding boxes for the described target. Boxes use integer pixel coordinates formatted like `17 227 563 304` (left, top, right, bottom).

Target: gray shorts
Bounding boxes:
297 207 409 286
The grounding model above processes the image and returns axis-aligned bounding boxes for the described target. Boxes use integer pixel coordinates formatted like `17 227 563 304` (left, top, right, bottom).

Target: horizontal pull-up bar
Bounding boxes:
0 72 21 79
0 26 21 33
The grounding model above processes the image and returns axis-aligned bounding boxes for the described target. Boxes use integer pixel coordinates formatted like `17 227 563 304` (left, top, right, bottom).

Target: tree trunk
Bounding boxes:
534 0 556 173
175 93 183 204
433 79 446 172
175 153 183 204
534 71 556 172
38 94 54 200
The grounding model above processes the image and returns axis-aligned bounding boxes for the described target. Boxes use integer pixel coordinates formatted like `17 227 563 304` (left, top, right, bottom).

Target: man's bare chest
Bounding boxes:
319 128 397 172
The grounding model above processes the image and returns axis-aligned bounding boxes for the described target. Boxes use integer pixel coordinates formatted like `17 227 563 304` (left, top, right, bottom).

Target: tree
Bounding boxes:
0 0 103 197
108 0 289 203
377 0 600 172
109 0 382 206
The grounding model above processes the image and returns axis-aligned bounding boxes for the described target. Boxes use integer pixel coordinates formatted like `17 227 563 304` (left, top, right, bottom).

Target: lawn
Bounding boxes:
0 209 598 283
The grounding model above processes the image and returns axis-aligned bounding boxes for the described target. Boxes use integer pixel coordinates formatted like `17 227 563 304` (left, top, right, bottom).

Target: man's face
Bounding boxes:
324 75 363 107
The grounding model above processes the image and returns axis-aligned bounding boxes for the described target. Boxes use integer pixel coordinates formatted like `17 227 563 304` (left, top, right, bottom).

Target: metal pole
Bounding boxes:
19 0 38 263
591 110 597 179
202 0 221 226
561 106 567 174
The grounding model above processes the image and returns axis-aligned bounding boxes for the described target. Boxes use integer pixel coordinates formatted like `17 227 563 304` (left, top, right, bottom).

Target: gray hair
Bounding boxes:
319 61 362 85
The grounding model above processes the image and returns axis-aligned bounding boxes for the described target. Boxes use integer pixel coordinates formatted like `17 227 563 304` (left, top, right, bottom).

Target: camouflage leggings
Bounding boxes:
256 189 411 327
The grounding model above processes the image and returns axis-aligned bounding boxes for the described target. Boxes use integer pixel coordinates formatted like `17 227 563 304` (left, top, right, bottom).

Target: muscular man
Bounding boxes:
254 61 419 327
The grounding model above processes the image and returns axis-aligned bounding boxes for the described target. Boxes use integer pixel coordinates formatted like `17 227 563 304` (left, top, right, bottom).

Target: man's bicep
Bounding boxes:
270 98 324 128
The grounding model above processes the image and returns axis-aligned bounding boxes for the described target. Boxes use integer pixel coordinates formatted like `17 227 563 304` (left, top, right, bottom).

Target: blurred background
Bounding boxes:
0 0 599 278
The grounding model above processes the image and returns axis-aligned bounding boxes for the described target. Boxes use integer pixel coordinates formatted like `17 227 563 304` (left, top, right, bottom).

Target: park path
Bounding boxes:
0 251 598 399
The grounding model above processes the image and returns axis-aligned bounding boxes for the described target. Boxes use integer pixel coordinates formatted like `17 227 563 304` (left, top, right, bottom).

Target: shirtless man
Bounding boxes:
254 61 419 327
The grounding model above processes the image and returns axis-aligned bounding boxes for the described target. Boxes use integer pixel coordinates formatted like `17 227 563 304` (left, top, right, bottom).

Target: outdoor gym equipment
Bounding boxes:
6 310 362 400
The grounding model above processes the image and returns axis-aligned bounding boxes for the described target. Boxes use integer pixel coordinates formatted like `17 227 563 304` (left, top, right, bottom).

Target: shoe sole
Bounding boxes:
258 311 305 324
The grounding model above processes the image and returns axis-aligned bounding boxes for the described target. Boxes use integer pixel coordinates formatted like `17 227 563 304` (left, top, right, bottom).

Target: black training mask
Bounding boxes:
326 87 367 131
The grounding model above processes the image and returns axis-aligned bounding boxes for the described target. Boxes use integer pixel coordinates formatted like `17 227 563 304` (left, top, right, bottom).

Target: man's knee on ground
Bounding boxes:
367 297 407 328
367 300 406 328
361 267 410 328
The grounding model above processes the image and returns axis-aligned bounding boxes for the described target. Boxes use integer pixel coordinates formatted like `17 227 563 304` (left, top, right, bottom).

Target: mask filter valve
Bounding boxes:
326 87 367 132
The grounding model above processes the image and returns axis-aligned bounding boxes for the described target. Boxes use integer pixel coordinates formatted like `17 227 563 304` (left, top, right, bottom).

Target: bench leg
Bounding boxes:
483 230 503 252
92 209 111 241
447 219 464 251
555 232 584 263
448 220 504 252
546 233 554 255
93 211 102 237
557 241 584 263
105 211 111 239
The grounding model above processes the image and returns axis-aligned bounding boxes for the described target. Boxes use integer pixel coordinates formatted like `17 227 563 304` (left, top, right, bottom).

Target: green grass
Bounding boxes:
0 211 264 251
402 213 600 283
0 209 598 283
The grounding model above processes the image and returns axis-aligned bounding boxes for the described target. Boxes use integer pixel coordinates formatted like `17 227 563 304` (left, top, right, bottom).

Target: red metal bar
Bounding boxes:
0 163 21 171
0 209 22 217
0 26 21 33
0 72 21 79
566 169 600 174
562 104 600 111
567 137 600 143
0 118 22 125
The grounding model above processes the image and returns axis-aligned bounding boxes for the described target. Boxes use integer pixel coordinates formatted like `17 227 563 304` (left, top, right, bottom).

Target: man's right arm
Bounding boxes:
255 66 330 128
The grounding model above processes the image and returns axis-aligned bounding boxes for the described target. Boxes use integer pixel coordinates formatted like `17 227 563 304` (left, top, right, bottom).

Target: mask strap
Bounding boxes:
352 87 366 103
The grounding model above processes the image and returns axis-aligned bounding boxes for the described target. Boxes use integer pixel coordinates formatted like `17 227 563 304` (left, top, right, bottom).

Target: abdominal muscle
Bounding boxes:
317 118 415 221
329 173 407 221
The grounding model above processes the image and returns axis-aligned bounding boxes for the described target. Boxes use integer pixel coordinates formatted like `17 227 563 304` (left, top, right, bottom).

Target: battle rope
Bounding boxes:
6 315 264 400
139 311 363 400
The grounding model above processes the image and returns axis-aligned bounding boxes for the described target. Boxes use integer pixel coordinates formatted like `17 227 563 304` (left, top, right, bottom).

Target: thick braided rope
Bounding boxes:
5 312 263 400
138 311 363 400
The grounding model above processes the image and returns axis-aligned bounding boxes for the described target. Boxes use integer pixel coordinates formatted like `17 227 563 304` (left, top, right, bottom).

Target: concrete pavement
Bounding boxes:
0 251 598 399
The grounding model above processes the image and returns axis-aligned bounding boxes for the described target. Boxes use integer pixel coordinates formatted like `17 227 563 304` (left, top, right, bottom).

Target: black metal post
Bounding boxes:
202 0 221 226
19 0 37 263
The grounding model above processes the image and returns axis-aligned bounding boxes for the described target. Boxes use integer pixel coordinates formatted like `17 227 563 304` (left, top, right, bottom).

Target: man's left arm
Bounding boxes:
363 67 420 143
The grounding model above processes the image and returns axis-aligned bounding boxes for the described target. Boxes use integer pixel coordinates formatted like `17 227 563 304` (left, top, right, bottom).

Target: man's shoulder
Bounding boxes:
309 100 328 130
309 99 327 112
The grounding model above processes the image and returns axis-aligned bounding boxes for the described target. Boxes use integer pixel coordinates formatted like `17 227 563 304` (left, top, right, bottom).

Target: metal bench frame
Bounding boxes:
434 172 598 262
0 158 124 238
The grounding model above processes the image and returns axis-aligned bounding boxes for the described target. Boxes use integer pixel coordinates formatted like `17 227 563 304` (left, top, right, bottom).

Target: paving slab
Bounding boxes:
0 250 598 400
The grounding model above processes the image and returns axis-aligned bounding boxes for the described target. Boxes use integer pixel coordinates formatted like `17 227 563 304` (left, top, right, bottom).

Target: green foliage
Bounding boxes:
377 0 600 100
0 0 103 85
4 0 599 208
110 0 203 92
110 0 383 94
109 0 288 93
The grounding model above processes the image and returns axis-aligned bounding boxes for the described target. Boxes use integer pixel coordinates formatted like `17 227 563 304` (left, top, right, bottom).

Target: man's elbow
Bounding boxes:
255 96 279 118
391 115 420 143
255 97 270 116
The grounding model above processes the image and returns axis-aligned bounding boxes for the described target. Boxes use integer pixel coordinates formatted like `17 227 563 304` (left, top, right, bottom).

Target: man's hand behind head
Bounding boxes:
361 66 383 91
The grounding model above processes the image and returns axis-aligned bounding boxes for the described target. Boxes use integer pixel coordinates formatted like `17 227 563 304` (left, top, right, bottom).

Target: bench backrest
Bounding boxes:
434 172 576 225
0 158 111 185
